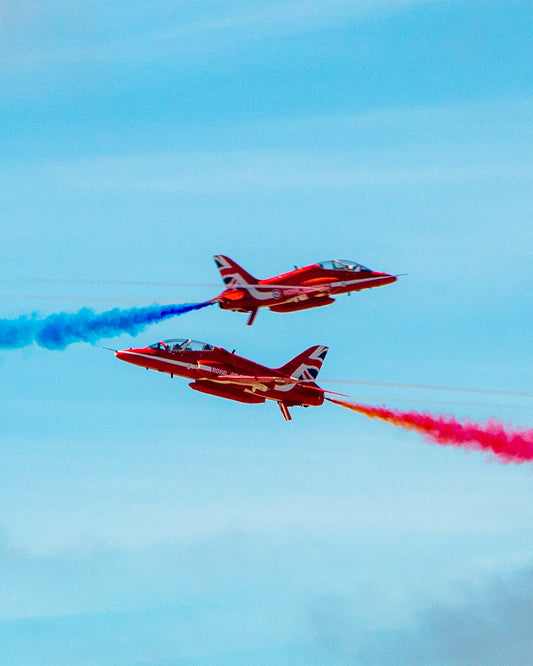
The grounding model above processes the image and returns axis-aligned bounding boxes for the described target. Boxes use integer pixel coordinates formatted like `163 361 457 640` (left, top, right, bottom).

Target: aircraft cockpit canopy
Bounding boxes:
319 259 370 272
149 338 215 352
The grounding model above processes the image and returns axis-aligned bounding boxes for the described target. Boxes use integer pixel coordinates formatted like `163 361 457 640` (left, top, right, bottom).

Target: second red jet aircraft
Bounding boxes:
213 255 397 324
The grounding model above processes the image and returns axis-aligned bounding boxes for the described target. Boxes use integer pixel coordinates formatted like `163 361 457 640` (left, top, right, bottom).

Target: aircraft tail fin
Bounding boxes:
277 345 328 381
214 255 257 288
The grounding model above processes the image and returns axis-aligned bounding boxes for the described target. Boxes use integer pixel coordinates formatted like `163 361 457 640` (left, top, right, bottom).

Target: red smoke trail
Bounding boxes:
327 398 533 464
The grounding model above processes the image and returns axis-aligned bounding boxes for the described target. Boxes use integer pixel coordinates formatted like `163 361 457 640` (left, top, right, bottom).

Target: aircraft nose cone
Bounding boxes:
377 272 397 284
115 348 147 367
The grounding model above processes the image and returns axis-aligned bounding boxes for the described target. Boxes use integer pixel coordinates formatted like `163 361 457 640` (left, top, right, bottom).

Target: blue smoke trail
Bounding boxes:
0 301 214 350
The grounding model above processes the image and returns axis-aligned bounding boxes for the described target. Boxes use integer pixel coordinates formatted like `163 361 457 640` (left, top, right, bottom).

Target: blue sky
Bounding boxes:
2 1 533 663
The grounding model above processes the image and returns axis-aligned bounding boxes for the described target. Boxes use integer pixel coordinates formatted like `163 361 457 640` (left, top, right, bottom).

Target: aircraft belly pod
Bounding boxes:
269 296 335 313
189 381 266 404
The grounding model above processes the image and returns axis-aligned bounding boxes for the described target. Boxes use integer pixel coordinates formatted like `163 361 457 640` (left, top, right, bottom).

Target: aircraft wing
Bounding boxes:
198 374 298 392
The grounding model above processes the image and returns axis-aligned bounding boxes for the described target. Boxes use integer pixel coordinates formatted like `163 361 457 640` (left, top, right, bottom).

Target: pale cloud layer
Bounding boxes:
5 97 532 195
358 562 533 665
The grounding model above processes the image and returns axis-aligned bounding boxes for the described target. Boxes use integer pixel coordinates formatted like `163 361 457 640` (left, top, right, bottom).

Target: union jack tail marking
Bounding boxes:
214 255 257 288
277 345 328 381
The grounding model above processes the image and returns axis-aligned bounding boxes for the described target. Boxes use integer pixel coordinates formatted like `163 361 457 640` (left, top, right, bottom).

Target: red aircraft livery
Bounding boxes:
115 338 329 420
213 255 397 324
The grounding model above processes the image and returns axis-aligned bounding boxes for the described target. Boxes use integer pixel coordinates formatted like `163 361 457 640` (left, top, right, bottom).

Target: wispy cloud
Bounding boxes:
5 96 530 193
0 0 442 70
25 150 533 196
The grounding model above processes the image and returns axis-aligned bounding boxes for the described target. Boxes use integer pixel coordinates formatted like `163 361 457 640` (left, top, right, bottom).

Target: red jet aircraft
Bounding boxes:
212 255 397 324
115 338 329 420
